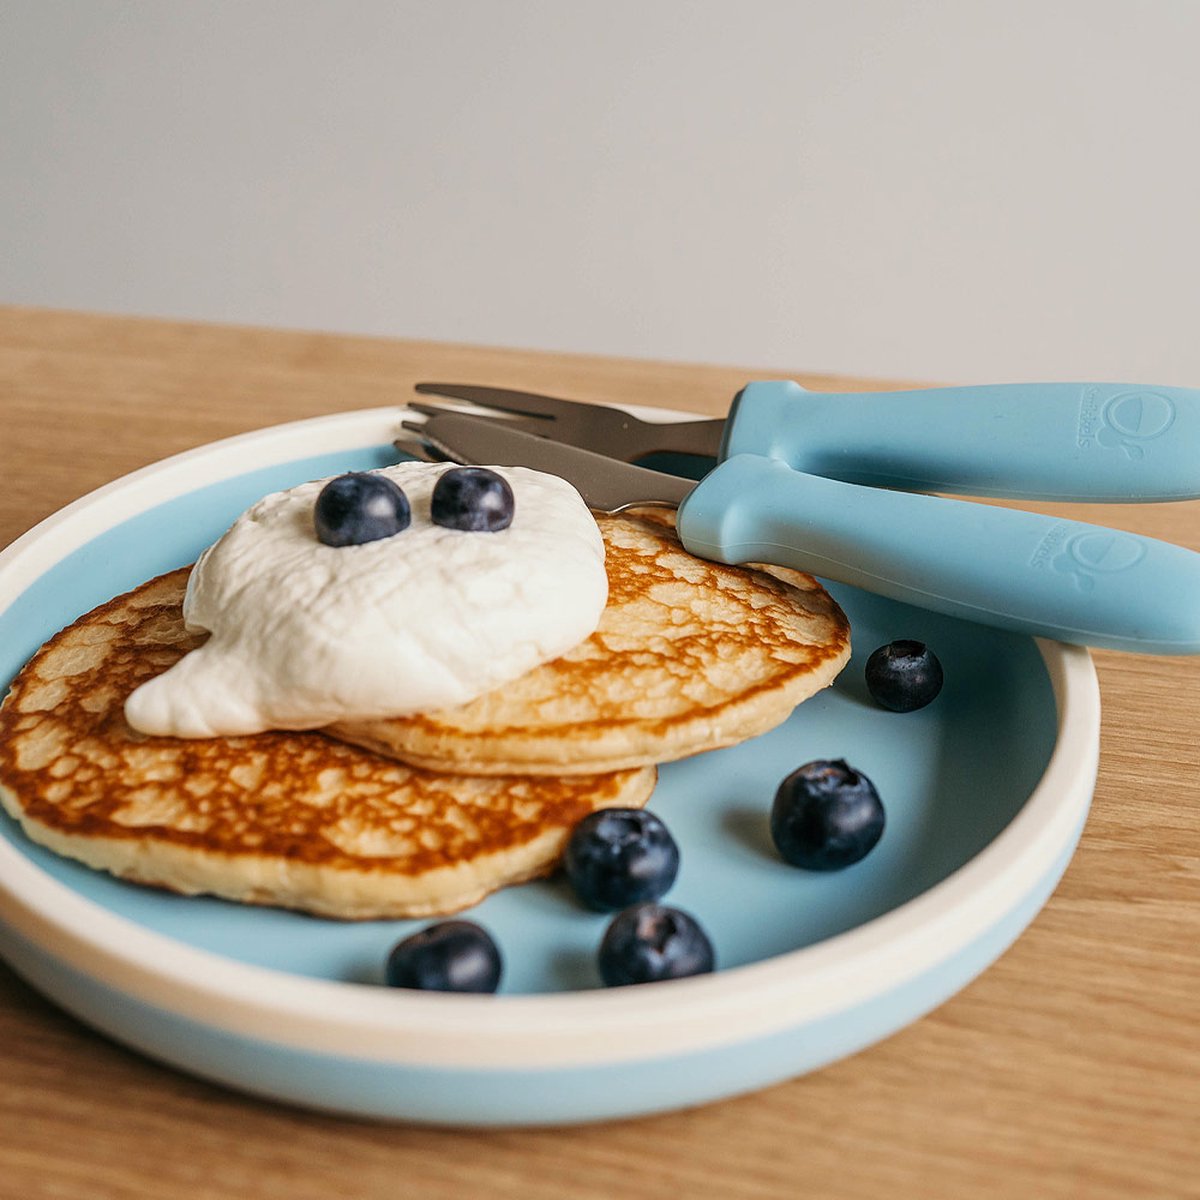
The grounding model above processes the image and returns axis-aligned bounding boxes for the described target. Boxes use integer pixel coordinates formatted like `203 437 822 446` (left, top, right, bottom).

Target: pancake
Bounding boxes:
329 514 851 776
0 570 655 919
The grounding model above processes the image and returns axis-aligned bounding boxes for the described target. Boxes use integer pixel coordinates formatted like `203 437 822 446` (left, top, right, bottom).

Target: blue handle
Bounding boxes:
677 454 1200 654
723 380 1200 501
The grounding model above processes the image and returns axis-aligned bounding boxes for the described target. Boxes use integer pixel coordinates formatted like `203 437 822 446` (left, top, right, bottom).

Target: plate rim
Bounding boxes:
0 405 1100 1070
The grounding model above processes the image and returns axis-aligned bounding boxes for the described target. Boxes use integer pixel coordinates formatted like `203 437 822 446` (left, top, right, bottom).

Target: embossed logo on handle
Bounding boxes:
1078 388 1175 458
1031 522 1146 590
1051 531 1147 591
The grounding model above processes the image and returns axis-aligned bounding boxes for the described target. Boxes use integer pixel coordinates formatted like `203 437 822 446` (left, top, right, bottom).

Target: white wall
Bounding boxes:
3 0 1199 385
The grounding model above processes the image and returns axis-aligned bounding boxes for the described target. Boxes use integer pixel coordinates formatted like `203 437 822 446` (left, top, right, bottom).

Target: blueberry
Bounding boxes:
770 759 884 871
430 467 514 532
564 808 680 912
598 903 715 987
384 920 502 993
314 472 411 547
864 640 944 712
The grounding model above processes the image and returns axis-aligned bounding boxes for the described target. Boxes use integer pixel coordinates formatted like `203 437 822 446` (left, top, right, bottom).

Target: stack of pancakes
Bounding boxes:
0 514 850 919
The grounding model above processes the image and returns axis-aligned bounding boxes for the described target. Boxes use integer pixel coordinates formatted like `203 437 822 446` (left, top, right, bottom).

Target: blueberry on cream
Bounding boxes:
313 472 411 546
124 462 608 737
431 466 515 532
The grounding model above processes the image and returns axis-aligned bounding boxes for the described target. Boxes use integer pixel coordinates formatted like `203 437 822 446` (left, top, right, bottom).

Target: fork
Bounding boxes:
412 380 1200 502
410 383 725 459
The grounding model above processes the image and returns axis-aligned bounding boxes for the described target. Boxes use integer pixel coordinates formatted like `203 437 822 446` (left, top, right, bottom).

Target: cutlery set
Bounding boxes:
399 380 1200 655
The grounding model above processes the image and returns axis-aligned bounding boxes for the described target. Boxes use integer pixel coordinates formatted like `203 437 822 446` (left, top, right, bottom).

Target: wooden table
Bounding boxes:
1 307 1197 1200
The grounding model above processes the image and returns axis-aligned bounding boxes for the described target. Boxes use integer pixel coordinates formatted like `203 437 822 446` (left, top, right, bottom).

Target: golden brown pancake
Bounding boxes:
0 570 655 919
329 514 851 776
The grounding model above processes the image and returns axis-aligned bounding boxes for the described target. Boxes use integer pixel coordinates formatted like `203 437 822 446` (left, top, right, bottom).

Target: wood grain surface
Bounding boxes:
1 307 1197 1200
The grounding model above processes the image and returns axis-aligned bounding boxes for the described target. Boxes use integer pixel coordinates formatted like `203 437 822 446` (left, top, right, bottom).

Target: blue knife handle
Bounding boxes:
723 380 1200 501
677 454 1200 654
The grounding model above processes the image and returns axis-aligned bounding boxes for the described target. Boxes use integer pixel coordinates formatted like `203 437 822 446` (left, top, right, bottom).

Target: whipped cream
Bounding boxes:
125 462 607 737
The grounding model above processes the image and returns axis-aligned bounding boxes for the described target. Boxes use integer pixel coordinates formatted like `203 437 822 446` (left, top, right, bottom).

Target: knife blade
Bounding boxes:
406 410 1200 655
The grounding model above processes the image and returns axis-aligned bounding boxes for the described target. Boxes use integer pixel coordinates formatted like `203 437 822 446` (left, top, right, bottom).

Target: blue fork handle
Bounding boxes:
677 454 1200 654
723 380 1200 501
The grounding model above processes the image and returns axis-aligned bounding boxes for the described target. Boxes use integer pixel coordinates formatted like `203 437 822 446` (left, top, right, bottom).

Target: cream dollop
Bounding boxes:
124 462 607 737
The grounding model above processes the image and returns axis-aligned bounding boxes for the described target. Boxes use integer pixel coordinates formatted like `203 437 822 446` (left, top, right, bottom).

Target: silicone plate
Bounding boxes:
0 407 1100 1125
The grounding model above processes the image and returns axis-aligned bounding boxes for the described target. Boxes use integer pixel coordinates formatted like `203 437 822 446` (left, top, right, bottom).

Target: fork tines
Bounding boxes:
413 383 564 421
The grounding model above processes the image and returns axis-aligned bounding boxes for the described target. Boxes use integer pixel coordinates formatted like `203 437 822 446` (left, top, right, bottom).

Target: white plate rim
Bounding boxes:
0 405 1100 1070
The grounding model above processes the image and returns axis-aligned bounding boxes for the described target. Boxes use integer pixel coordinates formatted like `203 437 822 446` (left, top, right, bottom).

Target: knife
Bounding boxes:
405 410 1200 655
414 380 1200 502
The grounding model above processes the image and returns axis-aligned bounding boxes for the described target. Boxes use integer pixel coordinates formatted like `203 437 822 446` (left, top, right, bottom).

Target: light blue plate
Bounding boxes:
0 407 1100 1125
